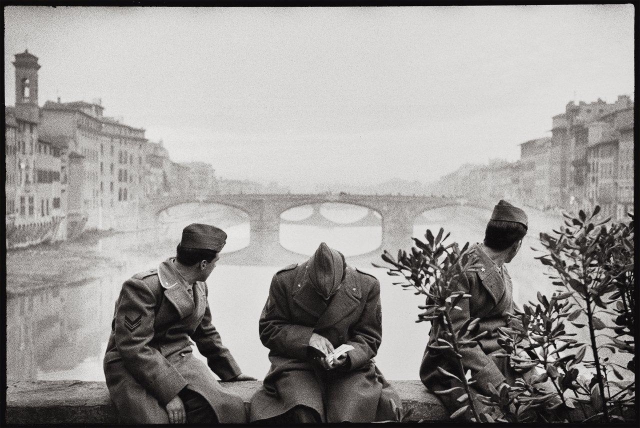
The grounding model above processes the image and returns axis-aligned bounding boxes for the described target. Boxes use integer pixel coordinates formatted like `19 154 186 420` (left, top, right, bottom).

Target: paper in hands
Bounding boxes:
328 344 354 361
307 343 354 367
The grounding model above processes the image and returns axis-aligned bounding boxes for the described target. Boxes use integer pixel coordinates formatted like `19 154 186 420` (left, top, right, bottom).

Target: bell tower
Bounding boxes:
13 49 41 123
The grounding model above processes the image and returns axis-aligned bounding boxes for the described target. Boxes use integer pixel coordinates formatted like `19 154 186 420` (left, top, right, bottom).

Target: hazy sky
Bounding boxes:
4 6 634 190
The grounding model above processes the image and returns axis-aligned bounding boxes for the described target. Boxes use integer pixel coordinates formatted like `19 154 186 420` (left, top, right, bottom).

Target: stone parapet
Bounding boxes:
6 380 447 424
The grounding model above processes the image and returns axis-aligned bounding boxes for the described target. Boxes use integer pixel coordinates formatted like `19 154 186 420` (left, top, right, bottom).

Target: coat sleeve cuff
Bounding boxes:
474 360 506 394
288 326 315 360
151 368 189 406
343 342 368 370
211 357 242 381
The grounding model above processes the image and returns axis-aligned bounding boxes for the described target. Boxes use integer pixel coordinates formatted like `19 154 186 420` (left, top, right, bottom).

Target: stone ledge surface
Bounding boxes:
6 380 447 424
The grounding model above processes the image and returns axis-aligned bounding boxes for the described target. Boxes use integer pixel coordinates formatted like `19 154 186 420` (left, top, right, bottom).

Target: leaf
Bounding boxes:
435 227 444 246
457 393 469 403
437 366 461 381
426 229 434 246
449 405 469 419
572 346 587 365
592 317 607 330
590 383 603 411
555 292 574 300
579 210 586 222
433 386 463 395
592 205 601 217
567 308 583 321
611 366 624 380
564 397 576 409
479 413 495 423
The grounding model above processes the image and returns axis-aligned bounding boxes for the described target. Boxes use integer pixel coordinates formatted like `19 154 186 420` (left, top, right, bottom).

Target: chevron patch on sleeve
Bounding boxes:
124 314 143 332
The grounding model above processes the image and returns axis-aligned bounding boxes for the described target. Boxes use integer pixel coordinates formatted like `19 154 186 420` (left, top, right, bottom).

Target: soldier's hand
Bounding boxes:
309 333 334 357
222 373 257 382
166 395 186 424
310 333 335 369
331 352 349 368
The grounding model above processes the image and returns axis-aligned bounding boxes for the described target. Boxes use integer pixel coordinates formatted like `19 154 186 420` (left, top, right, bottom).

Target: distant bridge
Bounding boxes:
144 193 491 264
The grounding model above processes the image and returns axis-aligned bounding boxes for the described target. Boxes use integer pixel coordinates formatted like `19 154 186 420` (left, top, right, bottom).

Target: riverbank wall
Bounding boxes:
6 380 447 423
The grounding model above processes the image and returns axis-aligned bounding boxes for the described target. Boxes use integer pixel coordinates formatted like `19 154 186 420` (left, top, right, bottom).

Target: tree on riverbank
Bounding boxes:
377 206 635 423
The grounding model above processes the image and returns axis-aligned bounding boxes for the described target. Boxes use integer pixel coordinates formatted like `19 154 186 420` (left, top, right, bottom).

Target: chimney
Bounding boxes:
57 97 61 103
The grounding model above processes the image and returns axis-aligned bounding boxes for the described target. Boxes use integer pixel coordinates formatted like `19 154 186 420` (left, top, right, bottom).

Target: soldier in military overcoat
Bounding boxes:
420 200 551 418
103 224 255 424
250 242 403 424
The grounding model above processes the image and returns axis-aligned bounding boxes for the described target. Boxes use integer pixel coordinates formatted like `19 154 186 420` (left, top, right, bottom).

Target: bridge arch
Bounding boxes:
146 194 467 264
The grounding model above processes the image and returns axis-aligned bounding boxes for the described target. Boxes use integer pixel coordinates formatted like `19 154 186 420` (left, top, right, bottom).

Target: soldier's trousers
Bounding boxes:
179 388 220 424
252 405 322 424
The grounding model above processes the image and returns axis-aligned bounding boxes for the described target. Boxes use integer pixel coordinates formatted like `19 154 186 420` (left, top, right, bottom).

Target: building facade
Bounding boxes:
142 140 172 198
182 162 218 195
550 96 633 210
519 137 553 210
585 106 635 221
40 100 147 232
5 51 65 249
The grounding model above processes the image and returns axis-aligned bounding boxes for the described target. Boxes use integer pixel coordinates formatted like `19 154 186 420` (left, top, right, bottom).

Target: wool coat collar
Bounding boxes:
471 244 509 306
157 257 196 319
292 261 361 330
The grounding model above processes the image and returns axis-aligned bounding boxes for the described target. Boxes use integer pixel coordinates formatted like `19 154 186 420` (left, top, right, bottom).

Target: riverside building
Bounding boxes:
585 106 635 221
5 51 65 249
40 99 148 233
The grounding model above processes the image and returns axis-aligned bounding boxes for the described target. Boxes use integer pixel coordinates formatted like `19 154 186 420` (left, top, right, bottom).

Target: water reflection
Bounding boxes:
8 204 587 382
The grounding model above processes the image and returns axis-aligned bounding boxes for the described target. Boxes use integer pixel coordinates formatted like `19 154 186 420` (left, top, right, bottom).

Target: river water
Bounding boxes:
6 203 604 382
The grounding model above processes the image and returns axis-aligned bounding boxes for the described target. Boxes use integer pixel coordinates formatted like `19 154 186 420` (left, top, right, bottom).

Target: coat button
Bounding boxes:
297 284 301 287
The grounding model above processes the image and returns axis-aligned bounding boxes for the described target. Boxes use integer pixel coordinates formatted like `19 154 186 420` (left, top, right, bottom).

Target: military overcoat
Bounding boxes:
103 258 247 424
249 262 402 423
419 243 519 409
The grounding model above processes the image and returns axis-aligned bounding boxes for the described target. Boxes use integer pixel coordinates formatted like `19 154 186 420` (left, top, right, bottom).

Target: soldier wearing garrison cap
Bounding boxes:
250 242 403 423
420 201 559 419
103 223 255 424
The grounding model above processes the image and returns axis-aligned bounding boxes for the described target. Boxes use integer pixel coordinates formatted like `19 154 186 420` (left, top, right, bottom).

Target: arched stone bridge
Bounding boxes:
144 194 490 264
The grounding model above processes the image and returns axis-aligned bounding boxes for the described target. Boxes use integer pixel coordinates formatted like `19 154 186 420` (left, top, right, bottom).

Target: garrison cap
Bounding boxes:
490 200 528 229
180 223 227 252
307 242 345 300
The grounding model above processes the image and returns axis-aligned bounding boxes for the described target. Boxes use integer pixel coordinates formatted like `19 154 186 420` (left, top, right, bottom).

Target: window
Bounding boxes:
100 162 103 173
110 163 114 174
46 199 50 216
28 196 34 216
100 182 104 192
53 197 60 209
124 188 128 201
20 197 25 216
110 182 114 192
118 188 122 201
21 78 30 99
